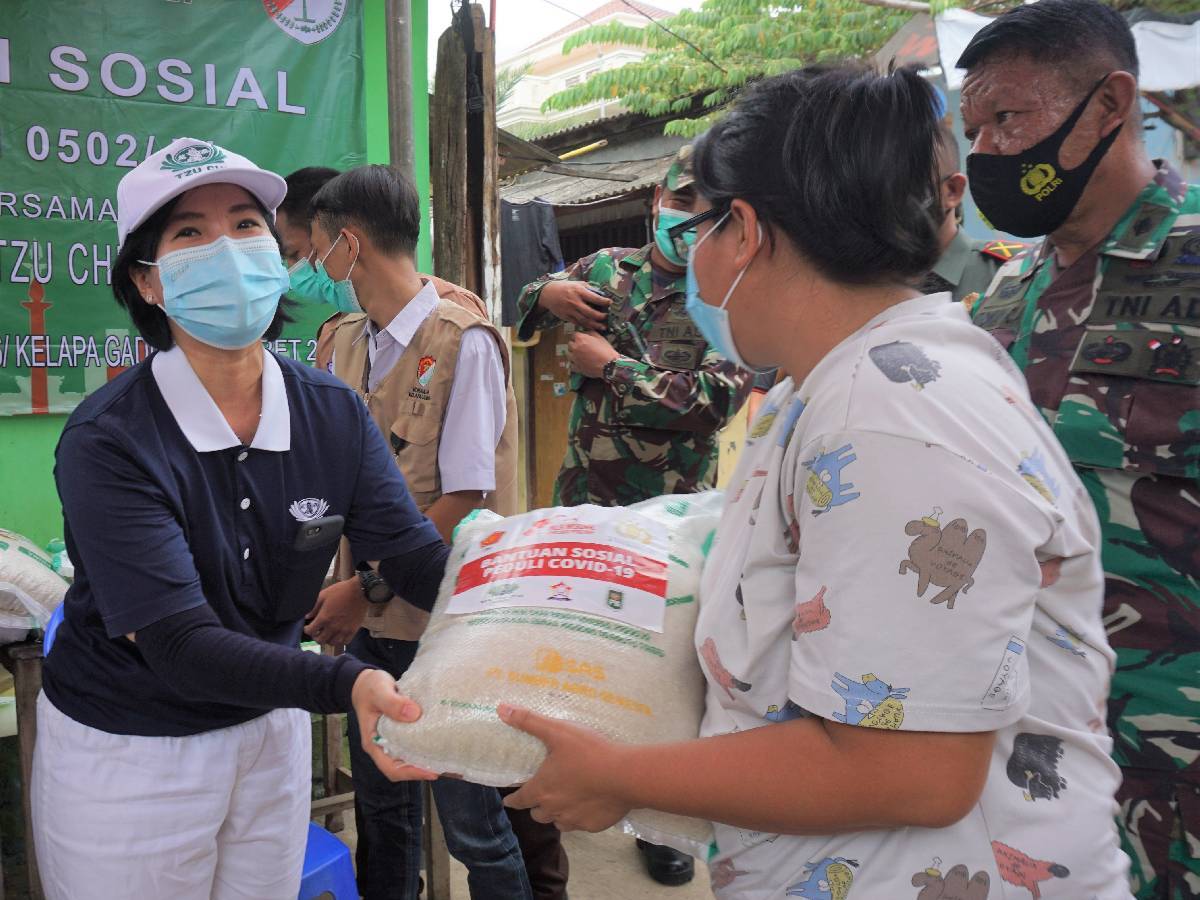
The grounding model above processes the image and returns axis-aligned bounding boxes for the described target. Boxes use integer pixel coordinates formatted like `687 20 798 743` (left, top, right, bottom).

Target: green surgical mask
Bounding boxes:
654 204 695 267
287 256 342 307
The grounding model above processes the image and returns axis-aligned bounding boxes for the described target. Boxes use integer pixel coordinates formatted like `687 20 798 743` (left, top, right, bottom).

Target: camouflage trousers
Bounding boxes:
1117 767 1200 899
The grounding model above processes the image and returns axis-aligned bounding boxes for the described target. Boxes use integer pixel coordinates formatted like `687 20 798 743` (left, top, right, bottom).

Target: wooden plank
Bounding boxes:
6 642 43 900
475 3 502 324
528 324 575 509
318 643 346 832
431 18 469 289
423 781 452 900
309 791 357 818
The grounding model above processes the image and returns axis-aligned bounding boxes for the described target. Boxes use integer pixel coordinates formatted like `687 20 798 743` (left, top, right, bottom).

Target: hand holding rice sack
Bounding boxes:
374 492 723 855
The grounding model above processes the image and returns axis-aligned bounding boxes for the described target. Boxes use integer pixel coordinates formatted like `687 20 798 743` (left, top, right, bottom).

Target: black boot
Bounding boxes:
636 839 694 887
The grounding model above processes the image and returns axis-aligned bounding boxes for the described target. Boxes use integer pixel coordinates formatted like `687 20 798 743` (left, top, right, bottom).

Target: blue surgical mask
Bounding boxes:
684 213 765 371
315 232 362 313
143 235 289 350
654 203 695 267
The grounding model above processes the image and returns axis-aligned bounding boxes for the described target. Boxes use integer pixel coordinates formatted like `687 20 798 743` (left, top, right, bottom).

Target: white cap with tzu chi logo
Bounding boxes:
115 137 287 249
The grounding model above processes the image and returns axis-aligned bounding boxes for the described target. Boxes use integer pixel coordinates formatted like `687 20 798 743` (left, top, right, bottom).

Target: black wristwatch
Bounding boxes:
358 568 394 604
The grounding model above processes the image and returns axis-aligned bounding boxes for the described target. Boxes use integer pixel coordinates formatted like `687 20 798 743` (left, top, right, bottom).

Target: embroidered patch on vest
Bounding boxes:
1111 202 1172 254
973 276 1034 332
417 355 437 387
980 239 1030 261
1089 255 1200 327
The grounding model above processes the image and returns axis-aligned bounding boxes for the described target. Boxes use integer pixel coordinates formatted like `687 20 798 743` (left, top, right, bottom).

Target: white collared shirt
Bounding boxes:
353 280 505 493
151 345 291 452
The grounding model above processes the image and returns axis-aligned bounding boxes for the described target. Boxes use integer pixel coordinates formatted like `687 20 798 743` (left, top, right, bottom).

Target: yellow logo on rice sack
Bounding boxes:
615 520 653 544
1020 163 1063 201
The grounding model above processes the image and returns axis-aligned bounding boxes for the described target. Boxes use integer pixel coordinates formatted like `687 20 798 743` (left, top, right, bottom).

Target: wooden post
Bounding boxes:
422 782 452 900
5 642 44 900
319 643 345 832
431 3 500 322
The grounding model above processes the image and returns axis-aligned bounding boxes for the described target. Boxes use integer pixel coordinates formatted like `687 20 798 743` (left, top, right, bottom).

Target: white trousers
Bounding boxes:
32 692 311 900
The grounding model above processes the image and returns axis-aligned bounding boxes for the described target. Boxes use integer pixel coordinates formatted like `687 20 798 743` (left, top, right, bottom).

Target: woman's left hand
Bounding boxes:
499 703 633 832
351 669 440 783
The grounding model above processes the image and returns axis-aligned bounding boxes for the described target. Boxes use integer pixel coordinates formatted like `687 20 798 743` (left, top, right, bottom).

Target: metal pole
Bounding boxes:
386 0 416 183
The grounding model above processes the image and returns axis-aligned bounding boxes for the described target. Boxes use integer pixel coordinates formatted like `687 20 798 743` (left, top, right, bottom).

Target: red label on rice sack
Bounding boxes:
455 541 668 597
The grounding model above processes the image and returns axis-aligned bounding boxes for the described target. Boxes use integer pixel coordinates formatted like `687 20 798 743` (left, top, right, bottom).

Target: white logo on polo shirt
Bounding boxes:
289 498 330 521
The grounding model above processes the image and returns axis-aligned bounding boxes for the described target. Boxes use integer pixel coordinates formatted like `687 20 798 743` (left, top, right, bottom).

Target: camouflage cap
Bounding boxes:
663 144 694 192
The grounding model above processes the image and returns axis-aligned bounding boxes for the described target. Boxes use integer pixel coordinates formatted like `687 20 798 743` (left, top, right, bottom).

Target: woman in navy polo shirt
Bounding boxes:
33 138 447 900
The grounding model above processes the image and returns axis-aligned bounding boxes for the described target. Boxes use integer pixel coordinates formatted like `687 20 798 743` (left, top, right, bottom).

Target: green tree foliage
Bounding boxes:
541 0 911 137
497 62 533 112
543 0 1198 136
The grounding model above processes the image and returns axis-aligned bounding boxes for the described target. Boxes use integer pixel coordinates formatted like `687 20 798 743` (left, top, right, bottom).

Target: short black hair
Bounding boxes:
310 164 420 257
112 195 293 351
279 166 340 229
957 0 1138 83
936 123 961 177
692 64 943 286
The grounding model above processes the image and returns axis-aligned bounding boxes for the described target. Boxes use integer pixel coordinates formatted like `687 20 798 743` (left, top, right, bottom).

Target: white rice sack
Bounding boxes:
378 492 723 857
0 529 69 639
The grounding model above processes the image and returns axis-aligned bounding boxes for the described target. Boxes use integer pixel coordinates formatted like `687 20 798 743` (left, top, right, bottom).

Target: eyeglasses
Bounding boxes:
666 207 725 244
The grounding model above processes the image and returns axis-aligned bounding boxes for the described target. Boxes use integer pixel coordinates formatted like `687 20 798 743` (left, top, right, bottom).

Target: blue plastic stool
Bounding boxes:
42 604 64 656
299 822 357 899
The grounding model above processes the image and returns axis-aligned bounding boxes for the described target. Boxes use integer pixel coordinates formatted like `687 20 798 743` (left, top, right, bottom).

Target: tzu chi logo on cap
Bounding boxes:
263 0 348 46
289 497 330 522
160 142 227 179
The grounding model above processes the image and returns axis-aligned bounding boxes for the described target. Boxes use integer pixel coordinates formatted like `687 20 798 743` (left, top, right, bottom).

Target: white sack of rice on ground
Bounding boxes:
0 529 69 642
377 491 723 857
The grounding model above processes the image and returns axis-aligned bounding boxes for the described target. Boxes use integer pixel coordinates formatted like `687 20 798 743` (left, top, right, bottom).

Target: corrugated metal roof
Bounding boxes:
500 149 677 206
500 121 689 206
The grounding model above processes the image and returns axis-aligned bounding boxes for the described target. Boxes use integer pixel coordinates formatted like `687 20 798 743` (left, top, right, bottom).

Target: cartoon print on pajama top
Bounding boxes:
990 841 1070 899
701 636 751 701
1045 626 1087 657
898 508 987 609
911 859 992 899
801 444 861 516
786 857 858 899
831 673 909 729
1017 449 1060 505
1006 733 1067 802
710 858 751 889
868 341 942 391
793 586 831 637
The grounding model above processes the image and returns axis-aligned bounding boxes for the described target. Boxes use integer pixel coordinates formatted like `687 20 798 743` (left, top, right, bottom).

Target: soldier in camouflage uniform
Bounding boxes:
960 4 1199 897
921 123 1031 303
516 146 752 509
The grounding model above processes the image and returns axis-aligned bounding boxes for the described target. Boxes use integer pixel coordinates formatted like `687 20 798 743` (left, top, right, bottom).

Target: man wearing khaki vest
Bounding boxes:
302 165 530 900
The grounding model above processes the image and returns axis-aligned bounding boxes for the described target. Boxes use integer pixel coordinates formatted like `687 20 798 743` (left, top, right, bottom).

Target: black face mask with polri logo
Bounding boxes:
967 76 1122 238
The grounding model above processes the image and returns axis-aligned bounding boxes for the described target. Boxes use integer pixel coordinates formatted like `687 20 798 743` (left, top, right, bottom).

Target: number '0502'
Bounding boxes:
25 126 159 168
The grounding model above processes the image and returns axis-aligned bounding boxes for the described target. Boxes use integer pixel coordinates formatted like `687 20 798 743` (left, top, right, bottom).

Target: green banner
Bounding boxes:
0 0 366 415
